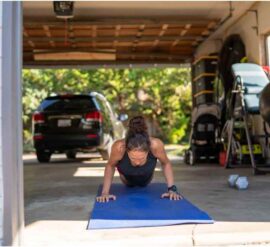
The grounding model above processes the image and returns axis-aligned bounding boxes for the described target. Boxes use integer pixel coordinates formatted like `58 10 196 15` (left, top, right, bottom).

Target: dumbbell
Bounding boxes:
235 177 249 190
228 174 239 187
228 174 249 189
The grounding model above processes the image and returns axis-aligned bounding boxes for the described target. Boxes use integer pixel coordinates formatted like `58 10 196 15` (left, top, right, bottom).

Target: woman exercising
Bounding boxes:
96 116 182 202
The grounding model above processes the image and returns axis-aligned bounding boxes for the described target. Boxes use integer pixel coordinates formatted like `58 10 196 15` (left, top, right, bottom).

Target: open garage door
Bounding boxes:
4 1 270 246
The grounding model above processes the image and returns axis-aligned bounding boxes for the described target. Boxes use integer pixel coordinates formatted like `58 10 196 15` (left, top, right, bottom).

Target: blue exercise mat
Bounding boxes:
87 183 214 229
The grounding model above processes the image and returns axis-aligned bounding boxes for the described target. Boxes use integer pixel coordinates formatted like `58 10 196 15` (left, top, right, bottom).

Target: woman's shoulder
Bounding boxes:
150 137 164 151
112 139 126 153
107 139 126 163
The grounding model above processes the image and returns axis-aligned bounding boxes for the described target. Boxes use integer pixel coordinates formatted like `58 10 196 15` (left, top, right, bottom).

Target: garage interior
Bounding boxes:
23 1 253 68
22 1 270 246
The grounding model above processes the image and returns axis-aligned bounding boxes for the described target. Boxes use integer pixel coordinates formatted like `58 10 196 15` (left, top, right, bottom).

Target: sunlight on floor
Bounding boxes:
24 220 270 246
73 167 118 177
73 166 162 177
81 160 106 164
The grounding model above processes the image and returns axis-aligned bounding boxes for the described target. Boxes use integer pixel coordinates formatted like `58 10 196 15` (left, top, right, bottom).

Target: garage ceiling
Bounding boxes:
23 1 255 68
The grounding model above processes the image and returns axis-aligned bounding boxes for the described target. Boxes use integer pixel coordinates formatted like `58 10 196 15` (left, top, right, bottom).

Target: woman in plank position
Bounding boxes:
96 116 182 202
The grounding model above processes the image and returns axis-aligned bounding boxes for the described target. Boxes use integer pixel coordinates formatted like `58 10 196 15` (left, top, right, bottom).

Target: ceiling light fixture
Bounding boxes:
53 1 74 19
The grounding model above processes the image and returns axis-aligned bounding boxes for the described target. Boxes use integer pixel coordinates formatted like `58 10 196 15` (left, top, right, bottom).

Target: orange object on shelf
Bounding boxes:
219 151 227 167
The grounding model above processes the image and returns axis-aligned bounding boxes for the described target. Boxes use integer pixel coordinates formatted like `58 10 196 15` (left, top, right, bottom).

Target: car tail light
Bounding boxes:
85 111 102 122
86 134 98 138
33 112 45 124
33 134 44 140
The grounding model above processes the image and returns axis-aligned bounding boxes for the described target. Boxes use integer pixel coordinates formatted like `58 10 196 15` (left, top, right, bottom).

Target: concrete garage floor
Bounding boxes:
23 146 270 246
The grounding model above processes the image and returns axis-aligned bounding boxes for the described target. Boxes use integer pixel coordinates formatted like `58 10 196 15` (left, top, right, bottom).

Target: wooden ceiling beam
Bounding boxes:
69 25 76 48
113 25 121 48
24 35 198 43
92 25 97 48
43 25 55 48
23 42 194 48
133 24 145 51
191 20 219 48
24 18 218 27
24 43 193 49
24 26 208 34
23 28 35 48
23 59 188 68
152 24 169 48
23 47 194 53
24 49 190 60
171 23 192 47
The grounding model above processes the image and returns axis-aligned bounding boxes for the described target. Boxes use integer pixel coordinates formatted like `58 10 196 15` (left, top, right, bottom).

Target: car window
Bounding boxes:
39 96 96 112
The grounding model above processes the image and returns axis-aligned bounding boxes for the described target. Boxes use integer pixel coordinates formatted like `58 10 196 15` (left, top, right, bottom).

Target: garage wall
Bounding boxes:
225 2 270 64
224 10 259 63
0 2 24 246
196 1 270 65
0 2 3 245
195 2 270 152
254 1 270 65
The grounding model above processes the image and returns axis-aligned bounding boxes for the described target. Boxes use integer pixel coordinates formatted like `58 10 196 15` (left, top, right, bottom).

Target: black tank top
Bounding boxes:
117 151 157 177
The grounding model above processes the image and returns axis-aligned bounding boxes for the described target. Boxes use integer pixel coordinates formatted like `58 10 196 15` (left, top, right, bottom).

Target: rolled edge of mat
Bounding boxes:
87 219 214 230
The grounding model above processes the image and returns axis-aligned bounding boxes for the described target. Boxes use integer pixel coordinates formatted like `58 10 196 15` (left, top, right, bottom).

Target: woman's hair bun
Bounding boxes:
128 116 147 134
126 116 150 152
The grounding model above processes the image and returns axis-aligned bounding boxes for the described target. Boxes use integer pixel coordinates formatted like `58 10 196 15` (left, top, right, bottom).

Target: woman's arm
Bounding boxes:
151 138 174 187
151 138 182 200
96 140 125 202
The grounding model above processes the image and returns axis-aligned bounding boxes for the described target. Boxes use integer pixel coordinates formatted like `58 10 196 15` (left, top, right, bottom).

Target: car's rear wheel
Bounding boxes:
189 149 196 166
36 150 51 163
184 149 190 165
66 150 77 159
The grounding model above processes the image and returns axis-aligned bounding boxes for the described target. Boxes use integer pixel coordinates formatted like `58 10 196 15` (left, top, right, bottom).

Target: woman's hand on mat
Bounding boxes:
96 193 116 203
161 191 182 200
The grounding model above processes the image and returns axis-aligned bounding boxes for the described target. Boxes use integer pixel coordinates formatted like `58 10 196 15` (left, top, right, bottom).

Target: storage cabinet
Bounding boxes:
192 56 218 106
194 75 215 93
192 56 218 78
194 92 214 105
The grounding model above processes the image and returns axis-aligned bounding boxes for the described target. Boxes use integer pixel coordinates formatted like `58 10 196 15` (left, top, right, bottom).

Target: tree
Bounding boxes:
22 67 191 151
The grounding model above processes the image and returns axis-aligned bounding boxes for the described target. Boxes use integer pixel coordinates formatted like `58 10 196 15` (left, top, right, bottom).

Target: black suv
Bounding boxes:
32 92 127 163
